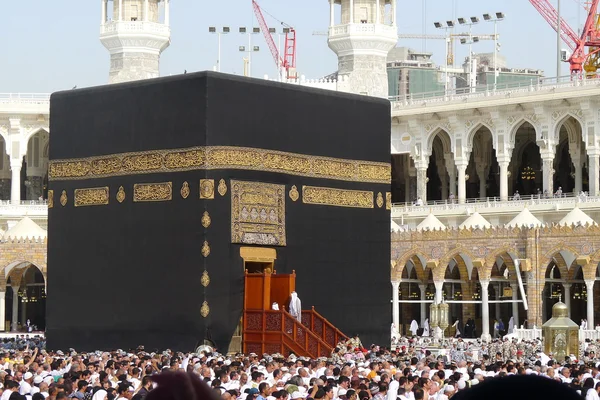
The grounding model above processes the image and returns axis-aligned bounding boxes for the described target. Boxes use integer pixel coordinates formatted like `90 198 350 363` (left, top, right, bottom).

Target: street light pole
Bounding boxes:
434 21 455 95
209 27 230 72
484 13 504 91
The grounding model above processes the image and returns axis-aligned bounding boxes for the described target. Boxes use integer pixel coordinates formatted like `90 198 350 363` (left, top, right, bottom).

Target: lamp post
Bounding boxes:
209 27 230 72
458 16 480 93
483 12 505 91
429 298 449 344
434 20 455 94
239 27 261 77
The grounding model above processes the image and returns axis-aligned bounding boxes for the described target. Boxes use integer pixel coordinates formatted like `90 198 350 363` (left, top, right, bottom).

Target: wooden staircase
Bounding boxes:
241 270 348 357
243 308 348 358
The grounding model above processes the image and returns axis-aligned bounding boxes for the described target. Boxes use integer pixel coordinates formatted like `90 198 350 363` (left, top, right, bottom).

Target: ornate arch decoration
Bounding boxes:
392 250 430 281
541 248 577 280
466 122 494 150
509 118 540 148
435 248 476 282
425 127 453 156
553 113 584 143
23 127 50 149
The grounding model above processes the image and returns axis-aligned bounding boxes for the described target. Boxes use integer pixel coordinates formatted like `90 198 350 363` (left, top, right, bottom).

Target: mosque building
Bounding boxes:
2 0 600 341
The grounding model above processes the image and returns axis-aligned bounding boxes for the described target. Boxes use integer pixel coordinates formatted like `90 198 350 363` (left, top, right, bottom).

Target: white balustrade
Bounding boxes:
512 328 600 342
100 21 170 36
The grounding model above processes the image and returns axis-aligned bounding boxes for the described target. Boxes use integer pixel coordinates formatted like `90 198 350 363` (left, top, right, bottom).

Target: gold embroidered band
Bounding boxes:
49 146 390 184
302 186 374 209
74 187 109 207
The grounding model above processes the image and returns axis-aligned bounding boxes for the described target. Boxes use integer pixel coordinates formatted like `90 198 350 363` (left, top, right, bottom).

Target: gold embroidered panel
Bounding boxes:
49 146 391 184
133 182 173 202
302 186 374 209
74 187 110 207
231 180 286 246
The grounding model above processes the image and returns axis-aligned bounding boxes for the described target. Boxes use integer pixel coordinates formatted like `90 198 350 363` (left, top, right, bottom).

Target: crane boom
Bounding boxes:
251 0 297 79
529 0 600 76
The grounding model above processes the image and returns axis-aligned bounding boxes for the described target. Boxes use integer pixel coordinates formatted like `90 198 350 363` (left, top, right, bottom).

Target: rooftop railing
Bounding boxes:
0 93 50 105
389 75 600 106
392 192 599 214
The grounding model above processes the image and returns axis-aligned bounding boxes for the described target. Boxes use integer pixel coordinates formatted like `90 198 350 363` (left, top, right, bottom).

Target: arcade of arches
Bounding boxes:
0 240 47 332
0 130 49 202
391 224 600 338
391 116 588 204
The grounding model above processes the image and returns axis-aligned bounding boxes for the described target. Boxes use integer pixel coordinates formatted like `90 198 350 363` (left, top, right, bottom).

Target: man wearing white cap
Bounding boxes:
20 372 34 397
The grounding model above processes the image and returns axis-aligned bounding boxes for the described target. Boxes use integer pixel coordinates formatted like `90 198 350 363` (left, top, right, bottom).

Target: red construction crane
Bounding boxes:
529 0 600 77
252 0 298 79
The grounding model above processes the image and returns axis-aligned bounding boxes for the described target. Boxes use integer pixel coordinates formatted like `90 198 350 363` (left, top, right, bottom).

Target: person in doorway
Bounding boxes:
493 320 500 339
423 319 430 337
288 292 302 323
498 319 505 336
409 320 419 336
452 318 461 338
508 316 515 334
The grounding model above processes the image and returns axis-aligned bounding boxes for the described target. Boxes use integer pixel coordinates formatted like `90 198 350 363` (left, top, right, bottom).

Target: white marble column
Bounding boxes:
416 166 428 203
164 0 170 26
118 0 123 21
20 296 26 327
375 0 380 23
589 153 600 197
434 281 444 304
349 0 354 23
499 161 509 201
0 291 5 332
101 0 107 24
391 0 396 25
542 156 555 195
563 283 572 318
329 0 335 27
392 281 400 334
510 283 519 328
457 164 467 204
10 286 18 332
10 160 21 205
481 279 491 341
419 284 427 325
144 0 149 21
586 279 595 328
574 160 583 194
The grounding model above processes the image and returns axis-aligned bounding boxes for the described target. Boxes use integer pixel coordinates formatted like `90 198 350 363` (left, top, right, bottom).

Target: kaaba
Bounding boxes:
47 72 391 352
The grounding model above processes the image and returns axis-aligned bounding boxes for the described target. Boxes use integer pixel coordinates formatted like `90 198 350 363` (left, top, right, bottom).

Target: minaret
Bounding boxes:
327 0 397 98
100 0 171 84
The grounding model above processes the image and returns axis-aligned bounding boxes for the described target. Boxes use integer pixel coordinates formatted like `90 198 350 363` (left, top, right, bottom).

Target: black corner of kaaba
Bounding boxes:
47 72 391 352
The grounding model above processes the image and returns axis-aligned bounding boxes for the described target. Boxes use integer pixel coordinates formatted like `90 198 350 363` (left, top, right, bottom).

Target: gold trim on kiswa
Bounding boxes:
302 186 374 209
49 146 391 184
133 182 172 202
74 187 110 207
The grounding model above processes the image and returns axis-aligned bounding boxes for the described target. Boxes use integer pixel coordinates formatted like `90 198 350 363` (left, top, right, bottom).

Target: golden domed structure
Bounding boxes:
542 301 579 361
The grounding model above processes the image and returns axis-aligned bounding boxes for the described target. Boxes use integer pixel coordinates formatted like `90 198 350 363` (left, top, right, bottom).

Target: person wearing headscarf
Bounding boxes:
423 319 430 337
92 390 108 400
508 316 515 334
409 320 419 336
289 292 302 322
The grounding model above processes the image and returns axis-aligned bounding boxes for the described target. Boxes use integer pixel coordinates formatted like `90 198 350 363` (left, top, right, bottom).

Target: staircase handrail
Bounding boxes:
280 309 335 358
303 307 349 345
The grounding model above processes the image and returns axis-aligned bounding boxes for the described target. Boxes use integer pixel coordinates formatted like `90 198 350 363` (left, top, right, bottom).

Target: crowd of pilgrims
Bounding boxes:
0 335 600 400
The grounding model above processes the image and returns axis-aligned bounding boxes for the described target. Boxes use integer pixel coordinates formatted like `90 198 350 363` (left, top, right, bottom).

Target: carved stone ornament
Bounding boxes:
289 185 299 202
201 270 210 287
60 190 68 207
48 190 54 209
180 181 190 199
116 186 126 203
201 241 211 257
218 179 227 196
200 179 215 199
201 211 211 228
386 192 392 210
376 192 384 208
200 301 210 318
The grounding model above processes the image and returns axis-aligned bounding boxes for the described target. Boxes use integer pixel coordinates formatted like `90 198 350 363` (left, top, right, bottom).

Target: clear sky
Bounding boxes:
0 0 587 93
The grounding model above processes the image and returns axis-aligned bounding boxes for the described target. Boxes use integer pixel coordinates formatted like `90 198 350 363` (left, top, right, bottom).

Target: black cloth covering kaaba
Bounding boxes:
47 72 391 352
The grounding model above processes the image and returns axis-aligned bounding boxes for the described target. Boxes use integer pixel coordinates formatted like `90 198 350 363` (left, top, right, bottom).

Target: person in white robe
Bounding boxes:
508 316 515 334
289 292 302 322
452 319 461 337
272 302 279 311
409 320 419 336
423 319 430 337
